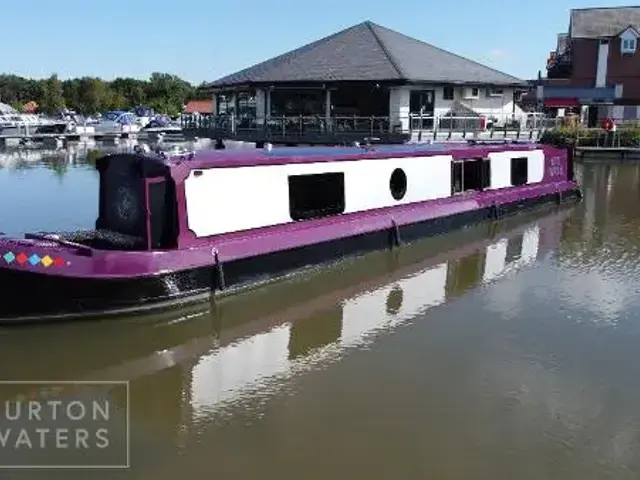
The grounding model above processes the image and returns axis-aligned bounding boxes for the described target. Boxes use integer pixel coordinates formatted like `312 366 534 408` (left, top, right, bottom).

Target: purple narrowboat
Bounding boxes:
0 141 580 323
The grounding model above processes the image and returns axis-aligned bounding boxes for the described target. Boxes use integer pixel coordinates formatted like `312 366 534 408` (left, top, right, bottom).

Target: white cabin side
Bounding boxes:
185 155 452 237
184 150 547 238
188 224 543 415
486 149 545 189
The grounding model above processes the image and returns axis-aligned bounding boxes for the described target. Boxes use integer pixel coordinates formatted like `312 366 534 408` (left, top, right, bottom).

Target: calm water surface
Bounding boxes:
0 146 640 478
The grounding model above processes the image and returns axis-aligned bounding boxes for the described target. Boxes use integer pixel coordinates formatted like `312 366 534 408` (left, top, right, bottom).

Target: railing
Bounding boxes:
180 113 552 140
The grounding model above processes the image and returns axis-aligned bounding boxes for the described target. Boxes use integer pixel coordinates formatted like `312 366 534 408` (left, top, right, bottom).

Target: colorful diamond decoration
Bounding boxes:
3 251 67 267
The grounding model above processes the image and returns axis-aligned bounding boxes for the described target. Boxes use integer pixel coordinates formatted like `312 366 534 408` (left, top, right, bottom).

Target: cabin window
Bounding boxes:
288 173 345 221
451 159 491 195
389 168 407 200
510 157 528 186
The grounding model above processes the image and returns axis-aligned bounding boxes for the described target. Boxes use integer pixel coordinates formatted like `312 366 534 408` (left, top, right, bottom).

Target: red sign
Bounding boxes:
544 98 579 108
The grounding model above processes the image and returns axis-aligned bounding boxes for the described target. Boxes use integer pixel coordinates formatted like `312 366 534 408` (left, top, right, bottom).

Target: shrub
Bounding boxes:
540 125 640 148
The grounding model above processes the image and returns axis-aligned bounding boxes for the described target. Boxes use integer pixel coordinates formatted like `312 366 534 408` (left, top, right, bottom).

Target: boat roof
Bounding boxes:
171 141 548 171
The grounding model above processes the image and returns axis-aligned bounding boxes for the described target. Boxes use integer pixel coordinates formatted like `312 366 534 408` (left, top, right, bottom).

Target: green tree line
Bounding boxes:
0 73 207 116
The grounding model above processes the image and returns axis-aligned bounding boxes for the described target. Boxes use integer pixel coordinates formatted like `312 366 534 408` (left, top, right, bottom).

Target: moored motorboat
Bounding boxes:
0 141 581 323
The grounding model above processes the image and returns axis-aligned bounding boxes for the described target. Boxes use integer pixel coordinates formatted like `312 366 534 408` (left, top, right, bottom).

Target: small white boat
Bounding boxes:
94 111 141 135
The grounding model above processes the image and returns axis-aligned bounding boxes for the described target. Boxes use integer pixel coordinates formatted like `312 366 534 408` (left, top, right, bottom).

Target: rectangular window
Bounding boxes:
510 157 528 186
288 173 345 221
488 88 504 97
236 91 256 117
443 86 454 100
216 93 233 115
622 38 637 53
451 162 463 194
623 105 637 119
482 159 491 188
409 90 435 114
451 159 491 195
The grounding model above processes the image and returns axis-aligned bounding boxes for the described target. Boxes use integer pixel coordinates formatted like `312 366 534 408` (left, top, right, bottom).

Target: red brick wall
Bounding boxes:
570 38 598 86
606 37 640 99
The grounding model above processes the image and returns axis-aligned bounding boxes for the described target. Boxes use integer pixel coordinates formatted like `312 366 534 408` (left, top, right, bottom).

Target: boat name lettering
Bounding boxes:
549 156 563 176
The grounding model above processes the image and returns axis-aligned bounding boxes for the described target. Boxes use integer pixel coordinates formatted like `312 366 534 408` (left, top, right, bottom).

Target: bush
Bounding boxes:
539 126 585 147
540 125 640 148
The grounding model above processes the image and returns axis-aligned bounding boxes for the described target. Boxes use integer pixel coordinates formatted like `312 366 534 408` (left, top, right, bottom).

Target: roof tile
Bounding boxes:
207 21 524 87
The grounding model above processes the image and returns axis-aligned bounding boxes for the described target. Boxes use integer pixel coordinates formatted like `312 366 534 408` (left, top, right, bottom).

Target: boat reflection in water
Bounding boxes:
0 204 571 441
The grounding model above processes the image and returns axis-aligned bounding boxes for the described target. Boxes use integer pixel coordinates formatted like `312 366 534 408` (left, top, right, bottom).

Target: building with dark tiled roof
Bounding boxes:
204 21 528 130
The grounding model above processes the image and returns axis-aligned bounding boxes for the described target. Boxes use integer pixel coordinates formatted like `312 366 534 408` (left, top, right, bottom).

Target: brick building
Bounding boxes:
540 7 640 125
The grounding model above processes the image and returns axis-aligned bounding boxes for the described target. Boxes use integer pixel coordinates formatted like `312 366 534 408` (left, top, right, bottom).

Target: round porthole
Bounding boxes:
389 168 407 200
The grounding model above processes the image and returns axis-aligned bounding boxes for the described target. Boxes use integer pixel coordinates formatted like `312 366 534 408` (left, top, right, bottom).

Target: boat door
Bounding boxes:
144 177 169 250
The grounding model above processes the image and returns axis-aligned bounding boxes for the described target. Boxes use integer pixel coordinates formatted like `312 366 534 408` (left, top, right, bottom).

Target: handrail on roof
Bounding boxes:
466 139 537 146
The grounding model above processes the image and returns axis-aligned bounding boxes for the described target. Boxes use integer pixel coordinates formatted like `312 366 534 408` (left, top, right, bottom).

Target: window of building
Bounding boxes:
271 90 324 116
622 38 637 54
451 159 491 195
510 157 528 186
237 91 256 118
216 93 234 115
409 90 435 114
462 87 480 99
288 173 345 221
488 88 504 97
443 86 454 100
624 105 637 119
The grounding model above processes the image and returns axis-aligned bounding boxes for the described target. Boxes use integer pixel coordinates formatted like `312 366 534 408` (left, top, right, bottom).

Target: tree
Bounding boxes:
39 74 65 113
0 72 203 114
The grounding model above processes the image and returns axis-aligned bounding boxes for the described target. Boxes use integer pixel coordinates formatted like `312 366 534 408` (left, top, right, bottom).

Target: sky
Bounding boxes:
1 0 629 85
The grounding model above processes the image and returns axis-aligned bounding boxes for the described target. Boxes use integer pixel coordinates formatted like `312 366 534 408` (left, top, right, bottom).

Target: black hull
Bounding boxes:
0 189 581 324
34 123 69 134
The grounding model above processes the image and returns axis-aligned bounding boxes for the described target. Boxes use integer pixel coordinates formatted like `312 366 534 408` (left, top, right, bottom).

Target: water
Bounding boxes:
0 146 640 478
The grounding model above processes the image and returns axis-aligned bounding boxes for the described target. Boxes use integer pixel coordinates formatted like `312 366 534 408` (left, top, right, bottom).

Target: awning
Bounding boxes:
544 98 579 107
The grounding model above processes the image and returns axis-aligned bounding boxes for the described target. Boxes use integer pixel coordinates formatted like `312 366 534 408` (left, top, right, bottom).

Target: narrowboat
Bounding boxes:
0 141 581 323
0 205 570 406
